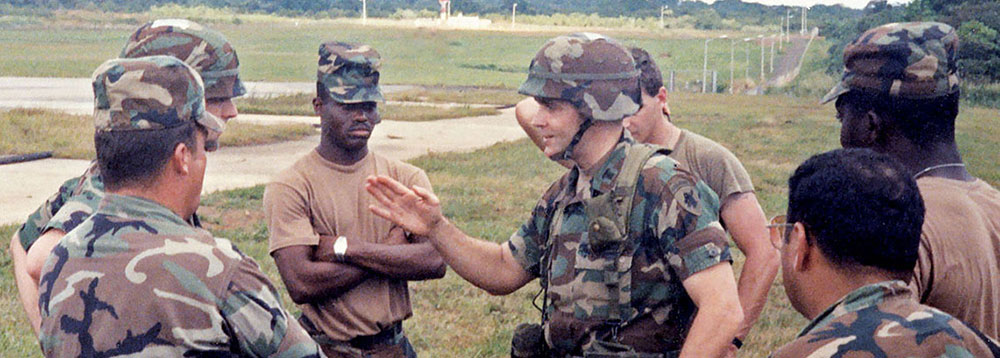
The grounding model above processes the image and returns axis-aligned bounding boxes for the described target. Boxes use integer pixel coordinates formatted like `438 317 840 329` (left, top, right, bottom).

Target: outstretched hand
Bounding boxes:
366 175 443 236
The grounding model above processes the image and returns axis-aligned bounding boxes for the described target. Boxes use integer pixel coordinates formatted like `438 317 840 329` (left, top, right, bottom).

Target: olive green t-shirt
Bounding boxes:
667 129 755 209
913 176 1000 340
263 149 431 341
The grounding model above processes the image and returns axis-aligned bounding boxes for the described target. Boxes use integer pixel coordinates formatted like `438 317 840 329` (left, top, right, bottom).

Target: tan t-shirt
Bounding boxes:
667 129 755 208
263 149 432 340
913 176 1000 340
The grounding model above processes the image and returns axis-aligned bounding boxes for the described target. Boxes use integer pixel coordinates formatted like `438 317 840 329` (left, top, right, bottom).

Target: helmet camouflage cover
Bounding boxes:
121 19 246 100
318 41 385 104
518 32 641 121
821 22 959 104
92 56 224 137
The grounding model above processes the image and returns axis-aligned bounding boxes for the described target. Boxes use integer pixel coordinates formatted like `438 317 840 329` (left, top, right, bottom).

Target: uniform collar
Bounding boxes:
97 193 191 227
565 133 634 200
798 280 913 338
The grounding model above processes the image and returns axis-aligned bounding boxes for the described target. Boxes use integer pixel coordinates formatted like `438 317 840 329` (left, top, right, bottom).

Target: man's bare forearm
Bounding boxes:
272 246 370 304
679 263 744 358
721 192 778 339
426 218 533 295
344 240 446 280
10 232 41 335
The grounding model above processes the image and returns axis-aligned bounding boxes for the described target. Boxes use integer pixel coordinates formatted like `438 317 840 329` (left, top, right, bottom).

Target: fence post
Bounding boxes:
669 71 675 93
712 71 718 93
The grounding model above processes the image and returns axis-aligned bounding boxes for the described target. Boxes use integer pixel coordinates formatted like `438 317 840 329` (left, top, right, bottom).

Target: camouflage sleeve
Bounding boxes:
17 175 81 250
506 200 549 278
221 254 323 358
653 161 731 281
506 178 566 277
41 189 103 236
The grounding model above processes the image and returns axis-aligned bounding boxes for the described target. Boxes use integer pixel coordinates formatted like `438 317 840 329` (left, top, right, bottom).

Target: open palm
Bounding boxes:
365 175 443 236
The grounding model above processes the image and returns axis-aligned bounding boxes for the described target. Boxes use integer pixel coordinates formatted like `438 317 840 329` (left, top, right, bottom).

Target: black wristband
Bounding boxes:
731 337 744 349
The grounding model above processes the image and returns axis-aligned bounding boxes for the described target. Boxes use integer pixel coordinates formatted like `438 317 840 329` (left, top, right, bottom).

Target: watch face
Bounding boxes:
334 236 348 258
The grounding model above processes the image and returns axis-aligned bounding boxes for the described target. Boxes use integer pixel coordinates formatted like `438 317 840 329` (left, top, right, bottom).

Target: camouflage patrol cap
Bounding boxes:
318 41 384 104
820 22 959 104
518 32 641 122
91 56 224 137
121 19 246 100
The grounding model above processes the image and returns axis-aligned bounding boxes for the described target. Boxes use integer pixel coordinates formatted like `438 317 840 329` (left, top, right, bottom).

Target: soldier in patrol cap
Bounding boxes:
769 148 1000 357
366 32 742 357
11 19 247 335
36 56 323 358
263 42 445 358
823 21 1000 340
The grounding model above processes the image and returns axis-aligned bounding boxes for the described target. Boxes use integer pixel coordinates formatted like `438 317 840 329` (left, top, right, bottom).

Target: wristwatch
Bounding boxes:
333 236 348 261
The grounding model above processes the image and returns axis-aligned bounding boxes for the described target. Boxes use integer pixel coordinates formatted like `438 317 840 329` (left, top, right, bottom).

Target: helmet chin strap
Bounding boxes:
552 118 593 162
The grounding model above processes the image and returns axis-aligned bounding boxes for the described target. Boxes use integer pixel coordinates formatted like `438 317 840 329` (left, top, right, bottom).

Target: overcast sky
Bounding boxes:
693 0 913 9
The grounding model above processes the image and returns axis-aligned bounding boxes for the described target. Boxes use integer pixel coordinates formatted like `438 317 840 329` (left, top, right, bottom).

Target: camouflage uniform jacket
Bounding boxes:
37 194 324 358
18 163 201 250
772 280 1000 358
18 162 104 250
507 136 730 355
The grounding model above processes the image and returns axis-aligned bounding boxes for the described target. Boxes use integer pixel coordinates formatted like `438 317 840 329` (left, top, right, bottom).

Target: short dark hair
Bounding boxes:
787 148 924 279
836 90 960 149
95 122 199 191
630 47 663 97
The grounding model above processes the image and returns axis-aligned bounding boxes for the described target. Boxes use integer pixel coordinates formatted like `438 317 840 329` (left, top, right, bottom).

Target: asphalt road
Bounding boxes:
0 77 527 225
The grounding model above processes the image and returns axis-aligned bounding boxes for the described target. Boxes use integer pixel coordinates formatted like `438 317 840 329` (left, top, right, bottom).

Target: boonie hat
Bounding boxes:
821 22 959 104
317 41 385 104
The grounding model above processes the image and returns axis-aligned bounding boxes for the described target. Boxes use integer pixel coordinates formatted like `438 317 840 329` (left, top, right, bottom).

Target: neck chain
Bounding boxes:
912 163 965 179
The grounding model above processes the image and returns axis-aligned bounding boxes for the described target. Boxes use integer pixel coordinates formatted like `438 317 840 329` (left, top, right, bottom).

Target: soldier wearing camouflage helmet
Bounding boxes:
770 148 1000 358
36 56 324 358
365 33 743 357
10 19 246 335
823 22 1000 340
263 42 445 358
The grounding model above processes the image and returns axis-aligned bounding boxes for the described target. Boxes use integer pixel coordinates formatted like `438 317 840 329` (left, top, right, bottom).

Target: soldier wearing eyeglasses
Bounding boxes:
769 148 1000 358
820 22 1000 340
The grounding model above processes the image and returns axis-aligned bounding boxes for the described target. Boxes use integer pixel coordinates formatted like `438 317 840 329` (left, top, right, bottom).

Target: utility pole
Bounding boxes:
361 0 367 25
801 7 806 35
511 3 516 27
778 17 783 51
770 35 775 73
744 38 751 82
758 35 765 83
729 38 735 94
660 5 668 28
703 34 727 93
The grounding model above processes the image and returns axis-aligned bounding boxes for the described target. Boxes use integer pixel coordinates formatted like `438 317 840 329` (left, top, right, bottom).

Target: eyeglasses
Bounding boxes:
767 215 794 250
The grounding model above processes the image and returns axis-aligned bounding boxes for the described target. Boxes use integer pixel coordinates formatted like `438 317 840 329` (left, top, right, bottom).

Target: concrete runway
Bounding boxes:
0 77 527 225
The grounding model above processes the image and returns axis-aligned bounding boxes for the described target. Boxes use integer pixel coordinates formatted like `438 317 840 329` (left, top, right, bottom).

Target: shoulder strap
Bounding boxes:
538 143 668 326
604 143 667 326
611 143 664 237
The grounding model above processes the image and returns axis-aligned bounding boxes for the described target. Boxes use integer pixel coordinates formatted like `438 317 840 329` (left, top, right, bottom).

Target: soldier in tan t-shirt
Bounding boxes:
263 42 445 358
823 22 1000 340
515 46 777 354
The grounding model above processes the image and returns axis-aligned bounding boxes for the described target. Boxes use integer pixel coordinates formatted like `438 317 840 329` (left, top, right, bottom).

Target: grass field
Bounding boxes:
0 14 777 89
238 93 500 120
4 92 999 357
0 108 316 159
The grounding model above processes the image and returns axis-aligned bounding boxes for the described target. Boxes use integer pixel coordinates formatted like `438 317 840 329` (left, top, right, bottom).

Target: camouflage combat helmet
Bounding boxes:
518 32 641 121
318 41 385 104
92 56 225 138
121 19 246 100
821 22 959 104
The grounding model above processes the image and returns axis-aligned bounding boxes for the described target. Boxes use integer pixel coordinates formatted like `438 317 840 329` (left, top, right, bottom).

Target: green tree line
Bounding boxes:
824 0 1000 84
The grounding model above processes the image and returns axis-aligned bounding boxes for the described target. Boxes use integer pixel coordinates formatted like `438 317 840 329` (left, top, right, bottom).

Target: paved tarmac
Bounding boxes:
0 77 527 225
